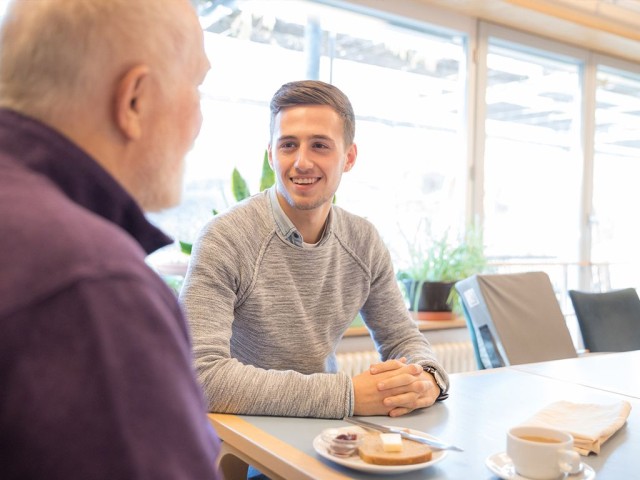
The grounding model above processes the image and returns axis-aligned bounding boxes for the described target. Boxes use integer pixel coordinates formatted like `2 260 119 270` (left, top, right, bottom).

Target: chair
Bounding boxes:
455 272 577 369
568 288 640 352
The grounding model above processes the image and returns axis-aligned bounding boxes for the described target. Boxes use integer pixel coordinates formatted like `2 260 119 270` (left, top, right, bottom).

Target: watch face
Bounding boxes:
424 366 446 392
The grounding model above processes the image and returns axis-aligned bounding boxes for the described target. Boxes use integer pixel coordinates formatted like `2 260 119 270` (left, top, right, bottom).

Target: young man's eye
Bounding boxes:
280 142 296 150
312 142 329 149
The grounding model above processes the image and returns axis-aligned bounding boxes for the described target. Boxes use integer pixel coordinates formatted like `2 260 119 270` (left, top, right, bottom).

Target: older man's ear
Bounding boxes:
114 64 150 141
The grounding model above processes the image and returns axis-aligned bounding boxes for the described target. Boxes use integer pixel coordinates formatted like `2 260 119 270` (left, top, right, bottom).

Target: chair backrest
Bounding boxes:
455 271 577 369
568 288 640 352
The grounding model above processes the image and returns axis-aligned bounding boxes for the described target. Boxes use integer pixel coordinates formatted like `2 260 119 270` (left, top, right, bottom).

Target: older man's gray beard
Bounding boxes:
135 157 186 213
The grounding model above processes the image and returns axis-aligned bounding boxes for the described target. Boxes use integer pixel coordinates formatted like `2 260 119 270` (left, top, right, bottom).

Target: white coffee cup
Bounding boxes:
507 426 582 480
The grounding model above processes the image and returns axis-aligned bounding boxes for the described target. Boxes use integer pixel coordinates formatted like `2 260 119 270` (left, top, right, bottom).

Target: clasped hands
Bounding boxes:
352 357 440 417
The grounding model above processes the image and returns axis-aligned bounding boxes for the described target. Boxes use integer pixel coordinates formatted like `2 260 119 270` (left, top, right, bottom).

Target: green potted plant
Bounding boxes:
396 224 486 320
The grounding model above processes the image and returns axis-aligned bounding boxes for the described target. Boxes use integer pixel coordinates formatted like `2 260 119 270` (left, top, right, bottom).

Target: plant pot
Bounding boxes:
403 280 455 313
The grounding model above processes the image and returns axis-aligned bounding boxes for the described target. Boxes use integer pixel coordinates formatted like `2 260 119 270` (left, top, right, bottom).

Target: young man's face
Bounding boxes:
268 105 356 220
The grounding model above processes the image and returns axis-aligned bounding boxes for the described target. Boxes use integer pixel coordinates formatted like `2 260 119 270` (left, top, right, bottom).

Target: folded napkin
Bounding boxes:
521 400 632 455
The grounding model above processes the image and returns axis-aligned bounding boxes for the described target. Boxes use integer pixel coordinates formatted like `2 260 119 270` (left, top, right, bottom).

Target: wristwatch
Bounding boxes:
423 365 449 401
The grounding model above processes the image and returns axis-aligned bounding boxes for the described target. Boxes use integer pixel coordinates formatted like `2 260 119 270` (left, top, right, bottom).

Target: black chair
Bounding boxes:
568 288 640 352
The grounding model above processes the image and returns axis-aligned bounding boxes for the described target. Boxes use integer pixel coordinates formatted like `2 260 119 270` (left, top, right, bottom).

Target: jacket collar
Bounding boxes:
0 108 172 254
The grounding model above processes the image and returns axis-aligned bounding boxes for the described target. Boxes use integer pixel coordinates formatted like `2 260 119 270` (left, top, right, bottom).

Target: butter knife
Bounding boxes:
343 417 463 452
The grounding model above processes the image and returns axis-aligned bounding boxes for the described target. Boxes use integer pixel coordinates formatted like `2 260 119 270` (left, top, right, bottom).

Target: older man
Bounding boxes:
0 1 220 479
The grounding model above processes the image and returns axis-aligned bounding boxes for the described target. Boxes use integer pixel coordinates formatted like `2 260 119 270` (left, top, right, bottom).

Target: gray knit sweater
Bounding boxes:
180 189 449 418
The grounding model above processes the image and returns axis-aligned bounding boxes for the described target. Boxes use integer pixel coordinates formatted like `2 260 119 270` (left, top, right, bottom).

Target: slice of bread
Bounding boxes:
358 433 433 465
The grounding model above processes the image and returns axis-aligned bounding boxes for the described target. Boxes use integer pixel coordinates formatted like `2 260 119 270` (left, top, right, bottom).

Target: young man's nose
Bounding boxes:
294 150 314 170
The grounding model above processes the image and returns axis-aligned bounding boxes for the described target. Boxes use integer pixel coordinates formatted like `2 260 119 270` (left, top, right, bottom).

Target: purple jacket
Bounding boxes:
0 109 221 479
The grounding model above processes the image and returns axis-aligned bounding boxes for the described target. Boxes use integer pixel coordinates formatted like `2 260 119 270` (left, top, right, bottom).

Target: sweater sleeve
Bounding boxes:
181 214 355 418
355 223 450 394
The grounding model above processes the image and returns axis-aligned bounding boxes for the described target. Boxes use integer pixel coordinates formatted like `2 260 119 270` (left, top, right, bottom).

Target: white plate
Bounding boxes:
313 427 448 475
485 452 596 480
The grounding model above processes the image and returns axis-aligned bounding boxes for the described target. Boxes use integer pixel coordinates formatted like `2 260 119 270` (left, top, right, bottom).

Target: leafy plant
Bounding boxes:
230 150 274 203
179 150 274 255
259 150 275 192
396 223 486 312
397 227 485 283
230 167 250 203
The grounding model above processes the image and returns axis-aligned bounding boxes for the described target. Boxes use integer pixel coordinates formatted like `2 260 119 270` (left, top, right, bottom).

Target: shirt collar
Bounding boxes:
268 185 333 247
0 108 172 254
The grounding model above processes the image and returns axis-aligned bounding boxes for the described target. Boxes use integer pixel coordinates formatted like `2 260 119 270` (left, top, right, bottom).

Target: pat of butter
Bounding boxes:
380 433 403 452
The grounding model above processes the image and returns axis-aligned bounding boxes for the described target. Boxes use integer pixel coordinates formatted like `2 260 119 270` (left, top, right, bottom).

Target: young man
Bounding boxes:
0 1 221 478
182 80 449 419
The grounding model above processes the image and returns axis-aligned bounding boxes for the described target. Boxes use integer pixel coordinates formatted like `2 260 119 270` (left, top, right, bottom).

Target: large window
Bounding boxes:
591 60 640 288
479 29 585 263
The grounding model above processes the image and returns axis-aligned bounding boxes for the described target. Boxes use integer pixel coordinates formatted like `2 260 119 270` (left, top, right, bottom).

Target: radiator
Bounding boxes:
336 341 477 377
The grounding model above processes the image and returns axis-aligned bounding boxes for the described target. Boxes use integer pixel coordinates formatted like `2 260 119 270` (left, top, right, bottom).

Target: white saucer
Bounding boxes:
485 452 595 480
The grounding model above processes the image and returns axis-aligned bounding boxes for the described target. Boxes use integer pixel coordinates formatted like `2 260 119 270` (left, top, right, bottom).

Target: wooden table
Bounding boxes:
209 351 639 479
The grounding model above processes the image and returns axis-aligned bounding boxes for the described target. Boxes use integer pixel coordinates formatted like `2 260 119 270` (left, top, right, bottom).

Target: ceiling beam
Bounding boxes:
417 0 640 64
